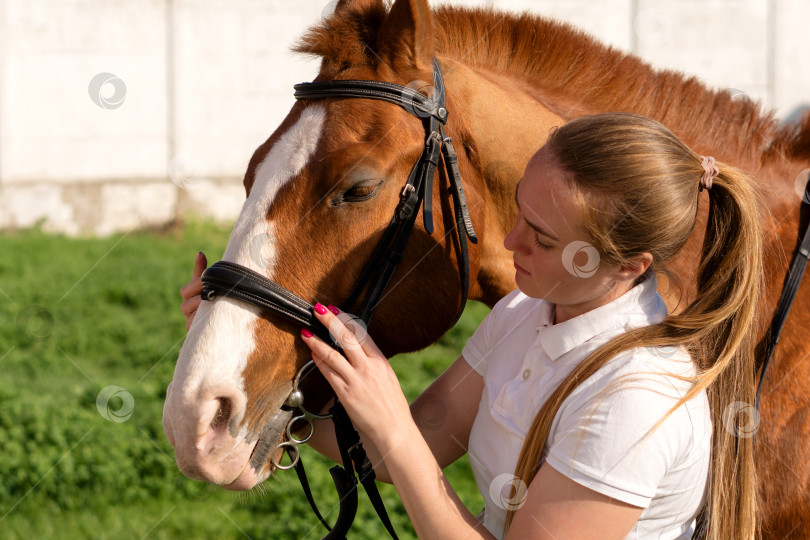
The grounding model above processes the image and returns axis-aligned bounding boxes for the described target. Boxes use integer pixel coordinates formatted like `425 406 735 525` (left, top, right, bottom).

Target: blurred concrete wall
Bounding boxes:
0 0 807 235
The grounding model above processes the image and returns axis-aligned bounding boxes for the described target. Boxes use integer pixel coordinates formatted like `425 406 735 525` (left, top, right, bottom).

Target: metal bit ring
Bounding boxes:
272 441 300 470
288 415 315 444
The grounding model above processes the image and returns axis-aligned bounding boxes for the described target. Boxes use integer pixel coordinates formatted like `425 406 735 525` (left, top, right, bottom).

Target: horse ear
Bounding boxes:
377 0 434 71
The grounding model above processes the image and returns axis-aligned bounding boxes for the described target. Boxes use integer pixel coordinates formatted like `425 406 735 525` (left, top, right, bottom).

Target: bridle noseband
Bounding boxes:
199 58 476 540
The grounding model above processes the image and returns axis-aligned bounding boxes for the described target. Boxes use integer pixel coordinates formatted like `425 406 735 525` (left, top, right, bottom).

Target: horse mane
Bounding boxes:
295 3 809 168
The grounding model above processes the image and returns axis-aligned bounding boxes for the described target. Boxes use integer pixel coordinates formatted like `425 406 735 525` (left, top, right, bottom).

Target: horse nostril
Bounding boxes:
211 397 232 432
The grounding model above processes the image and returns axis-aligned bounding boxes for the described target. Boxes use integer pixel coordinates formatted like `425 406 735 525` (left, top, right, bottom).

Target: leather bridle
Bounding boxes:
200 58 477 540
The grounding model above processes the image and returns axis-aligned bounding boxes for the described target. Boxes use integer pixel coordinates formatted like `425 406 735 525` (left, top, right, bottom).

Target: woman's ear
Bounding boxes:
616 252 653 282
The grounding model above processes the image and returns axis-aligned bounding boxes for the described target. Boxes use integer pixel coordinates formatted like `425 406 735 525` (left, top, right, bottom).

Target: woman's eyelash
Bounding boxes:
534 236 552 249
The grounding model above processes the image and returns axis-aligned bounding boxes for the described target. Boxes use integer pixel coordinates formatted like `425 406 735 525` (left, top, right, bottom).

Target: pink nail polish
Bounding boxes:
314 303 327 315
301 328 313 338
327 305 339 315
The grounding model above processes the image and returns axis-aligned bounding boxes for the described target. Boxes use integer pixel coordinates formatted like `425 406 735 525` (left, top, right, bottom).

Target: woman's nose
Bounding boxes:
504 223 525 253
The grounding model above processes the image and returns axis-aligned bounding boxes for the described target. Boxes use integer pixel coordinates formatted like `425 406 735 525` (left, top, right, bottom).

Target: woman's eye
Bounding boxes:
534 236 553 250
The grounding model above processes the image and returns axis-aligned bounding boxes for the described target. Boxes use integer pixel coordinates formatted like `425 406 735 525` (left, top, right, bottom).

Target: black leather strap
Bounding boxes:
322 465 359 540
291 451 333 533
441 134 479 328
442 136 478 243
294 61 449 126
756 176 810 409
201 261 334 344
329 400 399 540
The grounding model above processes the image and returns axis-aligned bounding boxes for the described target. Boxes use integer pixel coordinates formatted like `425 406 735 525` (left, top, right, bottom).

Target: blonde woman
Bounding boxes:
184 113 761 539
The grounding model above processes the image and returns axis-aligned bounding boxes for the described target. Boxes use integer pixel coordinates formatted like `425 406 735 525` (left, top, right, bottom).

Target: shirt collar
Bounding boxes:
537 274 667 362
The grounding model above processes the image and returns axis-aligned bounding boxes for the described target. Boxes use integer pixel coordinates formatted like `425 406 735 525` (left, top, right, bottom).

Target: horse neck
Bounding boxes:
441 58 568 306
433 6 778 172
441 51 805 315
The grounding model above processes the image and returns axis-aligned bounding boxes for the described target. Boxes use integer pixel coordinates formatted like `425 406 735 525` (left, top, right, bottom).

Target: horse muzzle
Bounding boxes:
163 379 263 487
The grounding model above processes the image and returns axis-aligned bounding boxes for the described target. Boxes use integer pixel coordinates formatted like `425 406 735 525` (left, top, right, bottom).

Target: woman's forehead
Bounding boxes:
518 152 582 240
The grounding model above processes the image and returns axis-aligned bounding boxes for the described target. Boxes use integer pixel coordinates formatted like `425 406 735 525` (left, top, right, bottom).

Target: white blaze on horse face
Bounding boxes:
165 105 326 448
225 104 327 272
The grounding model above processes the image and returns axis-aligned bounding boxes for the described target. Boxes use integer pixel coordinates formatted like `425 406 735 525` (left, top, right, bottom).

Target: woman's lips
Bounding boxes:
514 261 530 275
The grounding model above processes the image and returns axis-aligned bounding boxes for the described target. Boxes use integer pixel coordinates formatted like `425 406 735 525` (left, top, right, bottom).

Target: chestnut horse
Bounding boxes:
162 0 810 536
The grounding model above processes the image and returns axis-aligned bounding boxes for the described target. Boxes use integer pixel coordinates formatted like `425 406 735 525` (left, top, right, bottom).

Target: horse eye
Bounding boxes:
342 183 380 202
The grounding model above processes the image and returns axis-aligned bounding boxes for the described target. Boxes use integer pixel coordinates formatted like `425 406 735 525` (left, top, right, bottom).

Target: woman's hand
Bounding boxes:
179 252 207 331
300 304 413 450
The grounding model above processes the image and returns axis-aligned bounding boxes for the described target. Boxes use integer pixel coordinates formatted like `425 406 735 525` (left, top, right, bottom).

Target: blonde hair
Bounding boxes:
505 113 761 539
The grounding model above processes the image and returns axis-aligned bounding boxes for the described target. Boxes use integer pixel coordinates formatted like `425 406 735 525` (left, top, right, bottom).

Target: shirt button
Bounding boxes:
522 369 531 380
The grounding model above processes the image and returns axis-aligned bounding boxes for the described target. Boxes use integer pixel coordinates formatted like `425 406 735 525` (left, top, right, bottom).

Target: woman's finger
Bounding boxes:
181 295 202 319
180 252 207 299
315 304 383 360
185 311 197 331
193 251 208 279
301 329 354 379
179 277 200 300
311 353 348 395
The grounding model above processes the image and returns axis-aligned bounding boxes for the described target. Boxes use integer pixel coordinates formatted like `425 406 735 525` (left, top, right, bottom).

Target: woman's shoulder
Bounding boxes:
552 346 711 478
590 345 697 389
564 345 710 431
488 288 547 322
493 287 533 309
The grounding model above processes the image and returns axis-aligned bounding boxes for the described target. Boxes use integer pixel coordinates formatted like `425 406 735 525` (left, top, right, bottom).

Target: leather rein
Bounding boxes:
200 58 477 540
755 177 810 408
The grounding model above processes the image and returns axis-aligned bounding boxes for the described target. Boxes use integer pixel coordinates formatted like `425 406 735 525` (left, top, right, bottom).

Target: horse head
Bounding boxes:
162 0 512 490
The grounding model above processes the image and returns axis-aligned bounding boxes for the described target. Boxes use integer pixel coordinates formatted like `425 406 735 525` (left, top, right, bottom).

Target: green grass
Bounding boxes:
0 221 488 539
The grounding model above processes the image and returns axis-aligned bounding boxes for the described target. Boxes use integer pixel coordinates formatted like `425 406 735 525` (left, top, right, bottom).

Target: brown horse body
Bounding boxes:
163 1 810 536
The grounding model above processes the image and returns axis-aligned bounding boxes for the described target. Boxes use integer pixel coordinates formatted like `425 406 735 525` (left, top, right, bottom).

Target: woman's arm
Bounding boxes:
504 463 643 539
378 420 644 540
302 305 645 539
304 353 483 483
381 430 644 540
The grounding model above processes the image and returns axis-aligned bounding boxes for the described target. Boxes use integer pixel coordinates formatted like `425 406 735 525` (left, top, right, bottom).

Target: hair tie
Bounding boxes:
700 156 719 191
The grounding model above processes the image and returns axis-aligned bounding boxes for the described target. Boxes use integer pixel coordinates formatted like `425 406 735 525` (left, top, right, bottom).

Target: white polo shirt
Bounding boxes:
462 276 711 539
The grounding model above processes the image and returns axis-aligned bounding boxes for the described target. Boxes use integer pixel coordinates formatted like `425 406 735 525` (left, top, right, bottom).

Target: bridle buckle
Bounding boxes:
399 184 416 200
